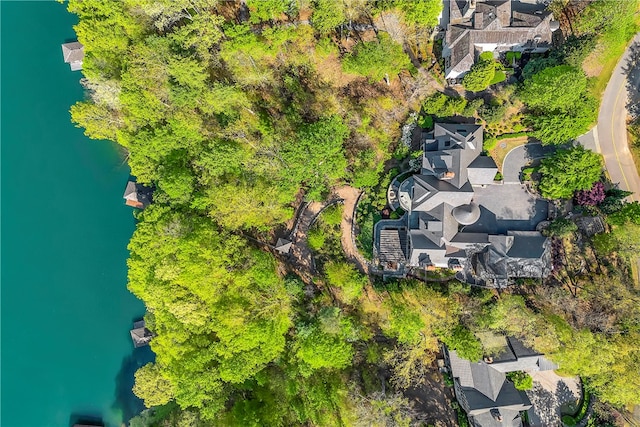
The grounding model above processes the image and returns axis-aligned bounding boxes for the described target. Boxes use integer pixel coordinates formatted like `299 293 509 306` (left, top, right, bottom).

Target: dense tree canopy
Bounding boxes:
342 33 412 82
69 0 640 423
538 146 602 199
519 65 596 144
462 52 500 92
519 65 587 112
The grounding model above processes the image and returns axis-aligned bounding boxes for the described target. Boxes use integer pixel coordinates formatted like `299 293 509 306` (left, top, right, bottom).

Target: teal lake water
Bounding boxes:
1 2 152 426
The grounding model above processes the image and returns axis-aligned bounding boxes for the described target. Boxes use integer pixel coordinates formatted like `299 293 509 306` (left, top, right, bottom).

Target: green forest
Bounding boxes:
68 0 640 426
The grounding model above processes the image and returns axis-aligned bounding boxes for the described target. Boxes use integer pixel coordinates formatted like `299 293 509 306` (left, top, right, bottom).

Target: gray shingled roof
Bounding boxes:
471 408 524 427
378 229 407 264
453 203 481 225
275 238 292 254
61 42 84 71
506 231 548 259
468 156 498 186
130 320 153 348
444 0 555 79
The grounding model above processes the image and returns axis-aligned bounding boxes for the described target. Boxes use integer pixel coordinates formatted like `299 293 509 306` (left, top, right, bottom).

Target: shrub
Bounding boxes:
575 181 606 206
506 371 533 390
538 146 602 199
489 70 506 85
308 227 326 250
544 218 578 237
522 167 535 181
418 114 433 129
483 137 497 151
322 204 343 226
599 188 632 214
505 51 522 64
325 261 367 304
562 415 577 426
343 33 411 81
422 92 467 117
479 102 507 124
494 172 503 181
463 57 498 92
442 325 483 362
462 97 484 117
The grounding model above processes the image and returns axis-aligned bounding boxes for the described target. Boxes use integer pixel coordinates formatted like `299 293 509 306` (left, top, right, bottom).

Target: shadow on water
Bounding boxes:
69 413 104 426
112 344 155 425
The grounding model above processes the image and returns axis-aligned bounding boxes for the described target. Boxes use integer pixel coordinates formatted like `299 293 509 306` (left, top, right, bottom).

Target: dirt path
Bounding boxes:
290 200 325 281
289 185 369 280
335 186 369 274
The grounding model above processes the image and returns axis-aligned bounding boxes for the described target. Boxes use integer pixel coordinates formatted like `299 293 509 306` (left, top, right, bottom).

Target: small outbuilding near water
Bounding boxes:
130 320 153 348
123 180 153 209
61 42 84 71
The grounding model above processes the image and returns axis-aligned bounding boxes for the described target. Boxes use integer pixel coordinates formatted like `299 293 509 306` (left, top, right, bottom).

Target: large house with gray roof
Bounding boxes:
443 0 559 80
374 123 551 287
445 336 557 427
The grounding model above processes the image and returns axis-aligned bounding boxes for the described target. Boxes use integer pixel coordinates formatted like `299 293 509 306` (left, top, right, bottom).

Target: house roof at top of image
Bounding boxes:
445 0 555 77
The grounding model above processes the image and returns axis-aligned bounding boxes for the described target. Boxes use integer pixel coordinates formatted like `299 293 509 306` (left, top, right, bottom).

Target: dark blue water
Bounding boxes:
1 2 153 426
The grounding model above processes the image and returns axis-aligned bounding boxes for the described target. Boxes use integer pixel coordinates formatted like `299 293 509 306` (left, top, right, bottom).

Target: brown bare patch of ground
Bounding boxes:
373 11 405 45
315 53 360 87
488 136 529 172
298 7 312 22
583 41 605 78
403 363 458 427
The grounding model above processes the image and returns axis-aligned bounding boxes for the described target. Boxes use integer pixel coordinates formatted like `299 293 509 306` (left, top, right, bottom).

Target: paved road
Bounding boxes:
597 33 640 202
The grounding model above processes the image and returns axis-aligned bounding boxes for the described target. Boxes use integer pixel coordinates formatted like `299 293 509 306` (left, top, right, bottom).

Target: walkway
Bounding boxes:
289 186 368 280
597 33 640 201
335 186 369 274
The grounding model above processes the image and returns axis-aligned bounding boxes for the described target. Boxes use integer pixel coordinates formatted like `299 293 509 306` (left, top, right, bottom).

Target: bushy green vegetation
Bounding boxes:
538 146 602 199
462 52 502 92
519 65 597 145
506 371 533 391
70 0 640 424
342 33 412 82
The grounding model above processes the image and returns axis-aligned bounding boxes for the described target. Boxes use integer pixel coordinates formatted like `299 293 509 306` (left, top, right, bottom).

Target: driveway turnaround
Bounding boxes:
502 143 555 184
597 33 640 201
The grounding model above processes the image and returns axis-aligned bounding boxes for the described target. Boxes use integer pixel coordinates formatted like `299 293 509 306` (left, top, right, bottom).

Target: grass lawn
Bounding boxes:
629 129 640 178
488 136 529 172
631 257 640 289
584 11 640 98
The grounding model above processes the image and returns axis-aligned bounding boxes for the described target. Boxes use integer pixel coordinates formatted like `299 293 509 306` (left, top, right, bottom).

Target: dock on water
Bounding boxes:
61 42 84 71
130 320 153 348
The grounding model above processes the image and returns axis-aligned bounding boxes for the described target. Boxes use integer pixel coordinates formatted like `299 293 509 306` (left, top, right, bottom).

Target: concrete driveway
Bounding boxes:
597 33 640 201
502 143 555 184
465 183 548 235
526 371 581 427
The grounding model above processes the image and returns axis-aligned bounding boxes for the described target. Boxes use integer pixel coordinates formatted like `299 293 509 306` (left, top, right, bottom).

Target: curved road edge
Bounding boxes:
596 33 640 202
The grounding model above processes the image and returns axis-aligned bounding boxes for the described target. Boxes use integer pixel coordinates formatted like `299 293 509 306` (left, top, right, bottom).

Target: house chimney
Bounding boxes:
441 171 456 180
474 12 484 29
491 409 504 422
